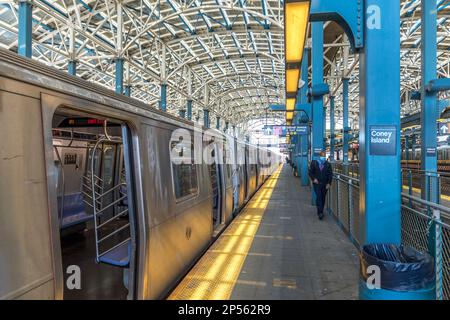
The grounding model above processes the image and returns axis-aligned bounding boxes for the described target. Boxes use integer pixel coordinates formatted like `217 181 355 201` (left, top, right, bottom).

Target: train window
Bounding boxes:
171 141 198 200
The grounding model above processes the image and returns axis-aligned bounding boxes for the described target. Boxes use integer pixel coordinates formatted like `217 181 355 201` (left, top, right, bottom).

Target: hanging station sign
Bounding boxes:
286 125 308 135
369 125 397 156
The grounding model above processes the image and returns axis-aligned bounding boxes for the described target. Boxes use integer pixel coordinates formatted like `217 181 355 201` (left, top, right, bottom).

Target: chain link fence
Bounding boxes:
328 162 450 300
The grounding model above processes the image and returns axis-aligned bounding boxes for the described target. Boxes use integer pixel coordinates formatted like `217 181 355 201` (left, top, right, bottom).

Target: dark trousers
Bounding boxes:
313 184 328 216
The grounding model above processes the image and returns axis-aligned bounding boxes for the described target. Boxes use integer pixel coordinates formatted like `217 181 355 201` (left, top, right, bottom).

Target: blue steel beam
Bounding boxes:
421 1 440 295
310 0 364 49
342 78 350 164
18 0 33 58
311 83 330 97
300 48 311 187
68 60 77 76
311 22 325 160
426 78 450 93
160 84 167 111
329 96 335 161
115 58 124 95
270 103 312 112
204 109 210 128
187 100 193 120
124 86 131 97
311 22 325 204
359 0 401 245
420 0 438 203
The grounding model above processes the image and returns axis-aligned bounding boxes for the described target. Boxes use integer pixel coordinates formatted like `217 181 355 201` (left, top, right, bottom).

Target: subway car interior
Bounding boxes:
52 108 135 300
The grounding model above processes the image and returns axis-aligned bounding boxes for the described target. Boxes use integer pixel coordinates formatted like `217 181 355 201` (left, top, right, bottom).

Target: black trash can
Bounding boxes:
359 244 436 300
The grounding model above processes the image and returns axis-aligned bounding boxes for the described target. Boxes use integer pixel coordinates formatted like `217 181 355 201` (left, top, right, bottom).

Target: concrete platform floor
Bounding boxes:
170 164 359 300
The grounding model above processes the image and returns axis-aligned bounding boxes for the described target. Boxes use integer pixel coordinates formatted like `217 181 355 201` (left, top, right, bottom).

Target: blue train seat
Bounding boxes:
58 193 92 229
98 240 131 267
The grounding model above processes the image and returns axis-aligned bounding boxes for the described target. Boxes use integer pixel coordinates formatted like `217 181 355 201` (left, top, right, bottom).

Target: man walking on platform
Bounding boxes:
309 151 333 220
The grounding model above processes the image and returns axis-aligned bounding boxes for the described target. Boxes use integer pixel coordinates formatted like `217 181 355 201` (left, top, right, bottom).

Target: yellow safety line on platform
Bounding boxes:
402 185 450 202
168 165 283 300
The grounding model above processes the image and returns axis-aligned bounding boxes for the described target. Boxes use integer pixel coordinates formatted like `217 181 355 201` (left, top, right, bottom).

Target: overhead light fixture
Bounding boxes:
284 1 310 125
286 111 294 121
285 1 310 64
286 69 300 93
286 98 296 112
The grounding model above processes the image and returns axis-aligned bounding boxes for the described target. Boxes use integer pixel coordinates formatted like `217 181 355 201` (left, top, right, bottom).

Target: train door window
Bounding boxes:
211 146 221 227
52 109 137 300
170 140 198 200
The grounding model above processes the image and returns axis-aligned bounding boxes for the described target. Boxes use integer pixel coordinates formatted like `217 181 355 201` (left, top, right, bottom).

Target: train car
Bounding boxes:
0 49 279 300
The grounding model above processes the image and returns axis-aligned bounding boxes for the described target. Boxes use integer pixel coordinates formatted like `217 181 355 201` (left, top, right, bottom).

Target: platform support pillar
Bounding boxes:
18 0 33 58
330 96 335 161
421 0 438 203
204 109 210 128
68 61 77 76
216 116 221 130
311 22 325 204
160 84 167 112
343 78 350 165
421 1 440 298
404 135 410 161
299 48 310 187
312 22 325 160
359 0 401 245
115 58 124 95
187 100 193 120
124 86 131 97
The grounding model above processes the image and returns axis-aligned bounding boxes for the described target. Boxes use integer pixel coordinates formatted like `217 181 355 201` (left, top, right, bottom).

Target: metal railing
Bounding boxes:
327 163 450 300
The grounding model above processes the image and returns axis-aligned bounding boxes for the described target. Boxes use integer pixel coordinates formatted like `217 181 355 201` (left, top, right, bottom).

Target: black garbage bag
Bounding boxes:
360 244 435 291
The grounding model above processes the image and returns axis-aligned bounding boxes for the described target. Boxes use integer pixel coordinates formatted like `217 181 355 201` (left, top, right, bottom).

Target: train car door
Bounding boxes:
208 143 223 230
50 109 138 300
244 144 249 200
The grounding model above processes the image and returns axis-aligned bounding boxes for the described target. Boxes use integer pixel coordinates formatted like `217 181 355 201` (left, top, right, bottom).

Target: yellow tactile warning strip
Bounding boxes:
168 165 283 300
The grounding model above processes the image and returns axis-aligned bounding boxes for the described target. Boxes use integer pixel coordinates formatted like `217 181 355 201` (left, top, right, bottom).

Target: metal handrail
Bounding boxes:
334 173 359 184
401 192 450 222
53 146 65 228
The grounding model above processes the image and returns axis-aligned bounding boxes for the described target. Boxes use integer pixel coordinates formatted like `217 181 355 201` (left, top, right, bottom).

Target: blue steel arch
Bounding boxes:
310 0 364 50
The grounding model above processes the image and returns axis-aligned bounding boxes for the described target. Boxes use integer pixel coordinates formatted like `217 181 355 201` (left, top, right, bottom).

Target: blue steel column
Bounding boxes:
330 96 335 161
422 1 439 298
179 109 186 118
115 58 124 94
311 22 325 203
225 121 229 133
216 116 221 130
404 134 410 160
359 0 401 245
124 86 131 97
299 49 311 186
421 0 438 202
204 109 210 128
187 100 193 120
160 84 167 111
342 78 350 164
312 22 325 159
18 0 33 58
68 61 77 76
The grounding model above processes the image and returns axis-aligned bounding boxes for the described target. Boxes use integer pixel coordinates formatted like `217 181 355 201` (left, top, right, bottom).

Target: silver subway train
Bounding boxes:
0 49 280 300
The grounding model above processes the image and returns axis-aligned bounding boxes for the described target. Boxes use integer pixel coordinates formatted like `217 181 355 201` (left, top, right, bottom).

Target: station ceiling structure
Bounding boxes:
0 0 449 132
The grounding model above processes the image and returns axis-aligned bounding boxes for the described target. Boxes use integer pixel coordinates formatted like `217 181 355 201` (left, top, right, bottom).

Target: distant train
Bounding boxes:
0 49 280 300
402 145 450 162
401 145 450 172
